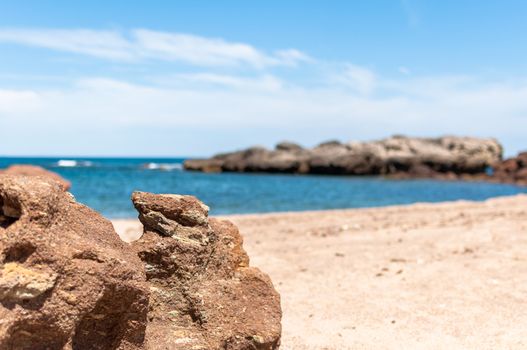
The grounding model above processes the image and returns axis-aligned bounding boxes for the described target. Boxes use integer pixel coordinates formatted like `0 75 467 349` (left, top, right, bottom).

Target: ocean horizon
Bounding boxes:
2 156 526 218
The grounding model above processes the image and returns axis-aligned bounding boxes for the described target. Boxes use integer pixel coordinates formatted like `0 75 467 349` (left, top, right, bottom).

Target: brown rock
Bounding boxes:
516 167 527 179
0 175 148 350
492 151 527 185
0 165 71 191
184 159 224 173
0 176 282 349
131 191 282 350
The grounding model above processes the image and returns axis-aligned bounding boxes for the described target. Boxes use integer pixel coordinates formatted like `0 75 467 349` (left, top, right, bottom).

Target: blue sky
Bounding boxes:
1 1 526 156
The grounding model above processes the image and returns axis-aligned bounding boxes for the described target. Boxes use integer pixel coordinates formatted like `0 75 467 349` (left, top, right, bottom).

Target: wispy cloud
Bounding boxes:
0 29 134 60
0 89 41 113
2 73 526 156
173 73 283 91
1 27 526 156
332 64 377 95
0 28 311 68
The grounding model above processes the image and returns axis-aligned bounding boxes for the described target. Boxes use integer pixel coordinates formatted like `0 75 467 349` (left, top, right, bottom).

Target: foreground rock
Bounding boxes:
491 151 527 186
0 175 282 349
0 165 71 191
184 135 503 178
0 175 148 349
132 191 282 349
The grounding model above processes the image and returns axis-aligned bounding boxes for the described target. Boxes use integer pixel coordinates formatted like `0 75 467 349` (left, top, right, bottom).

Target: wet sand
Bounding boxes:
113 194 527 349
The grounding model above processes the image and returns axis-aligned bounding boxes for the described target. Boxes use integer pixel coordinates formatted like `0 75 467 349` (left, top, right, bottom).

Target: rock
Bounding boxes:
0 176 282 349
184 135 503 178
183 159 223 173
275 141 303 152
0 263 57 302
132 192 210 238
0 175 148 349
517 169 527 185
0 165 71 191
317 140 343 148
492 151 527 186
131 191 282 350
190 146 310 174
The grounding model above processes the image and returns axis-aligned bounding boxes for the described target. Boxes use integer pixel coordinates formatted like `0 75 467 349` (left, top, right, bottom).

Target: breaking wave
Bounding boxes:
57 160 94 167
142 163 182 171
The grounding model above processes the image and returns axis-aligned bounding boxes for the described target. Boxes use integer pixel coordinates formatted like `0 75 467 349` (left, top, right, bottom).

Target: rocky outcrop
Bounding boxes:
184 136 503 177
0 165 71 191
0 175 282 349
0 175 148 349
491 152 527 186
131 191 282 349
185 146 310 174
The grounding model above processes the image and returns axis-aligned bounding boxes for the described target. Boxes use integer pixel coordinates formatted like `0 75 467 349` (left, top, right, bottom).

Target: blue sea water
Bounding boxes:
1 157 525 218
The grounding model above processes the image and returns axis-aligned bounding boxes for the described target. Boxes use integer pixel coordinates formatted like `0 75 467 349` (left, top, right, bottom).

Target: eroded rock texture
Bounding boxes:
0 175 148 350
131 191 282 350
0 175 282 349
0 165 71 191
184 135 503 178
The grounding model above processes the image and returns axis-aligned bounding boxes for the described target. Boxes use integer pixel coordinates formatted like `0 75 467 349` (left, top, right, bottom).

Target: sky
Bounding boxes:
0 0 526 157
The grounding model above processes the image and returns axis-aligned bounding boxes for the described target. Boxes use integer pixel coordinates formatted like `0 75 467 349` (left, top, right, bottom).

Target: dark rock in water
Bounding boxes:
492 151 527 186
131 191 282 350
0 165 71 191
184 135 503 178
0 175 148 349
184 158 224 173
188 145 310 174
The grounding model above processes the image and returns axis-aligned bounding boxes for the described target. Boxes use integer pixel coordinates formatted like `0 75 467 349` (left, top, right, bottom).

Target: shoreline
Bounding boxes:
101 176 527 220
109 187 527 221
113 194 527 349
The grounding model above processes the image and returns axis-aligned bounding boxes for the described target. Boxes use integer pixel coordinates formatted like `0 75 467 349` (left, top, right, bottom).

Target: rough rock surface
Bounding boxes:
0 175 148 350
184 135 503 177
0 165 71 191
131 191 282 350
0 176 282 349
491 151 527 186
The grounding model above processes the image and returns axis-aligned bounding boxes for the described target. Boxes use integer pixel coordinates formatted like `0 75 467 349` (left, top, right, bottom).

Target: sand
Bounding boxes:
113 194 527 350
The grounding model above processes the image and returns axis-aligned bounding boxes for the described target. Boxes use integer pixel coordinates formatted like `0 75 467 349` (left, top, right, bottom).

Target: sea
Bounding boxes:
1 157 526 218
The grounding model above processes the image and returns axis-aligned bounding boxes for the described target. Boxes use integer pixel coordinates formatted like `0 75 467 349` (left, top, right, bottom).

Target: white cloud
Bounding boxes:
274 49 314 65
0 28 311 68
2 74 526 156
168 73 283 91
0 27 526 156
0 29 135 60
334 64 377 95
0 89 41 113
381 75 473 98
133 29 310 68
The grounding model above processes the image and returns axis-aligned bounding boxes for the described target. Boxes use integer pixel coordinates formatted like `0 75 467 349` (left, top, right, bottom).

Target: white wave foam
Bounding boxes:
57 160 77 167
57 160 94 167
142 163 182 171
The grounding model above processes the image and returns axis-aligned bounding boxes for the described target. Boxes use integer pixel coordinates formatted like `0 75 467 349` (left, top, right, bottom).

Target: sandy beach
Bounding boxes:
113 194 527 350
